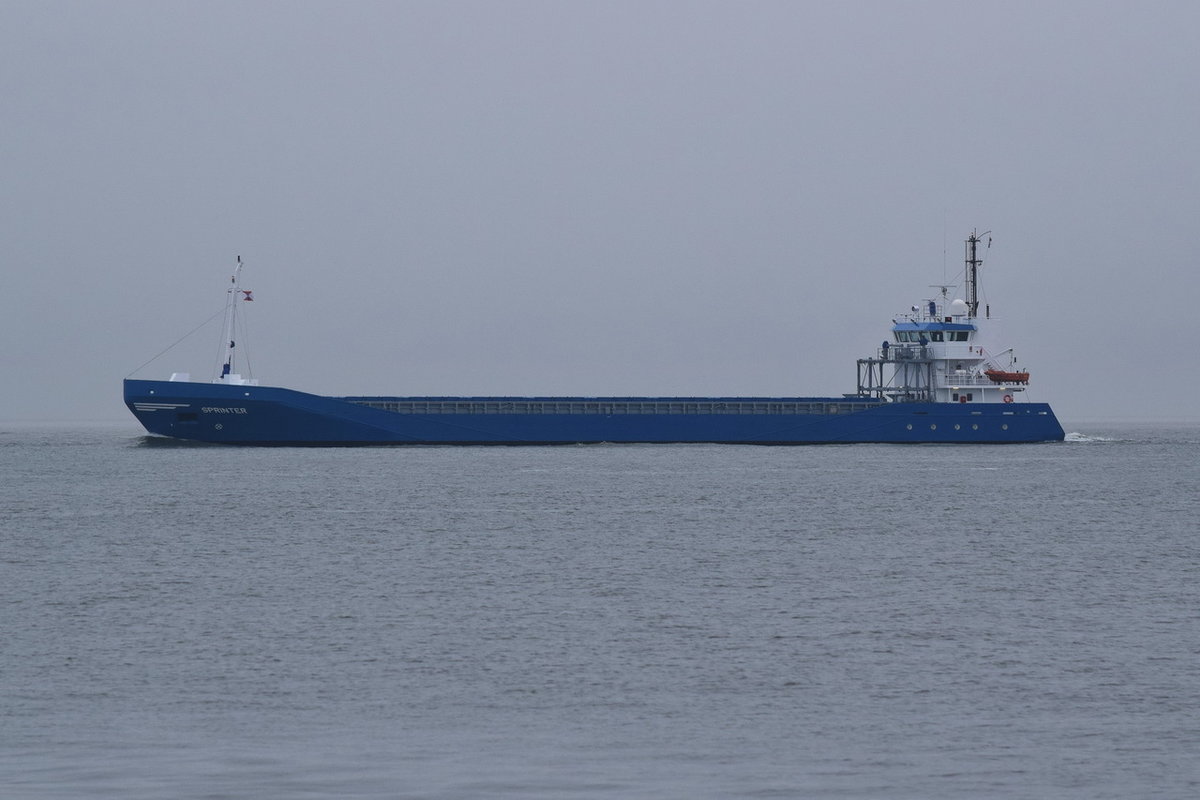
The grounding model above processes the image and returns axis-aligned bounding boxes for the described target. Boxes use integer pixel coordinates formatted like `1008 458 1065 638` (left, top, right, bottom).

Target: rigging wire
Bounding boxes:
239 308 254 378
979 235 994 316
125 305 227 378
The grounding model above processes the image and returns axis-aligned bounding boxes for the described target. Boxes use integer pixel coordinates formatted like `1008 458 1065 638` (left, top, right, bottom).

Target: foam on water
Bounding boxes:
1064 431 1117 443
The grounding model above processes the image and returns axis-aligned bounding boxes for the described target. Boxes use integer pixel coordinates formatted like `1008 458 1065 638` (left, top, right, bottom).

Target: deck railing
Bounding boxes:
344 399 885 416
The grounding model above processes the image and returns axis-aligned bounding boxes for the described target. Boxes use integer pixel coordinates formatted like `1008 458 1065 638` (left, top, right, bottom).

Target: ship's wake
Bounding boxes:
1064 432 1117 443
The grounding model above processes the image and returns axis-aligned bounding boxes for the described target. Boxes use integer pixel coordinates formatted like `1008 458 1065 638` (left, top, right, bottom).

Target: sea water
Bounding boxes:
2 422 1198 798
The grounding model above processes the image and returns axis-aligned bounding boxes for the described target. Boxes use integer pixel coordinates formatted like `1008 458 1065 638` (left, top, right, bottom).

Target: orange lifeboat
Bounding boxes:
985 369 1030 384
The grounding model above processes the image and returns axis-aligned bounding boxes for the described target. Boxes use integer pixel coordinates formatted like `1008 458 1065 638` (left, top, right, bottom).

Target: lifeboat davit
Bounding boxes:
985 369 1030 384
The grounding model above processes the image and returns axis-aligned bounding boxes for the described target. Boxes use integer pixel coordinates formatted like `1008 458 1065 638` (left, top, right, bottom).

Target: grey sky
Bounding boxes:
3 1 1197 424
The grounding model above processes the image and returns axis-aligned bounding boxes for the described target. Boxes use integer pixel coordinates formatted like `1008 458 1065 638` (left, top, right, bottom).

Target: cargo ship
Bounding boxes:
124 232 1065 445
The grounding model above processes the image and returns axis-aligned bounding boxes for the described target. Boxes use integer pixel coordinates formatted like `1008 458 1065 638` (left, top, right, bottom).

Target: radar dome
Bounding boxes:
949 298 969 316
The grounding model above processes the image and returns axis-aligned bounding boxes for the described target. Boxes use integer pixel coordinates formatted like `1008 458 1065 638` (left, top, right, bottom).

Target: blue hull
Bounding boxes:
124 379 1066 445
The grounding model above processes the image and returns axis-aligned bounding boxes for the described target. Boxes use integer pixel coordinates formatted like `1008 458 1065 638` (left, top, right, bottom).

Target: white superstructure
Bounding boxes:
857 231 1033 405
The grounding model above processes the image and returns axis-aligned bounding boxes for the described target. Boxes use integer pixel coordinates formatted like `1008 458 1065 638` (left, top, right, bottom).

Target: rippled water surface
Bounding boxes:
3 422 1198 798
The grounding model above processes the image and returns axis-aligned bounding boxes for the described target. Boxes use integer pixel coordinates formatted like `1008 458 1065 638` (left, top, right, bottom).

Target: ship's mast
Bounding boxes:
219 256 243 381
963 229 990 319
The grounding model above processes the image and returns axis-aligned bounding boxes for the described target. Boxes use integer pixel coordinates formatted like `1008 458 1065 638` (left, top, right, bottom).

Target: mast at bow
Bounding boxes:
215 256 256 385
